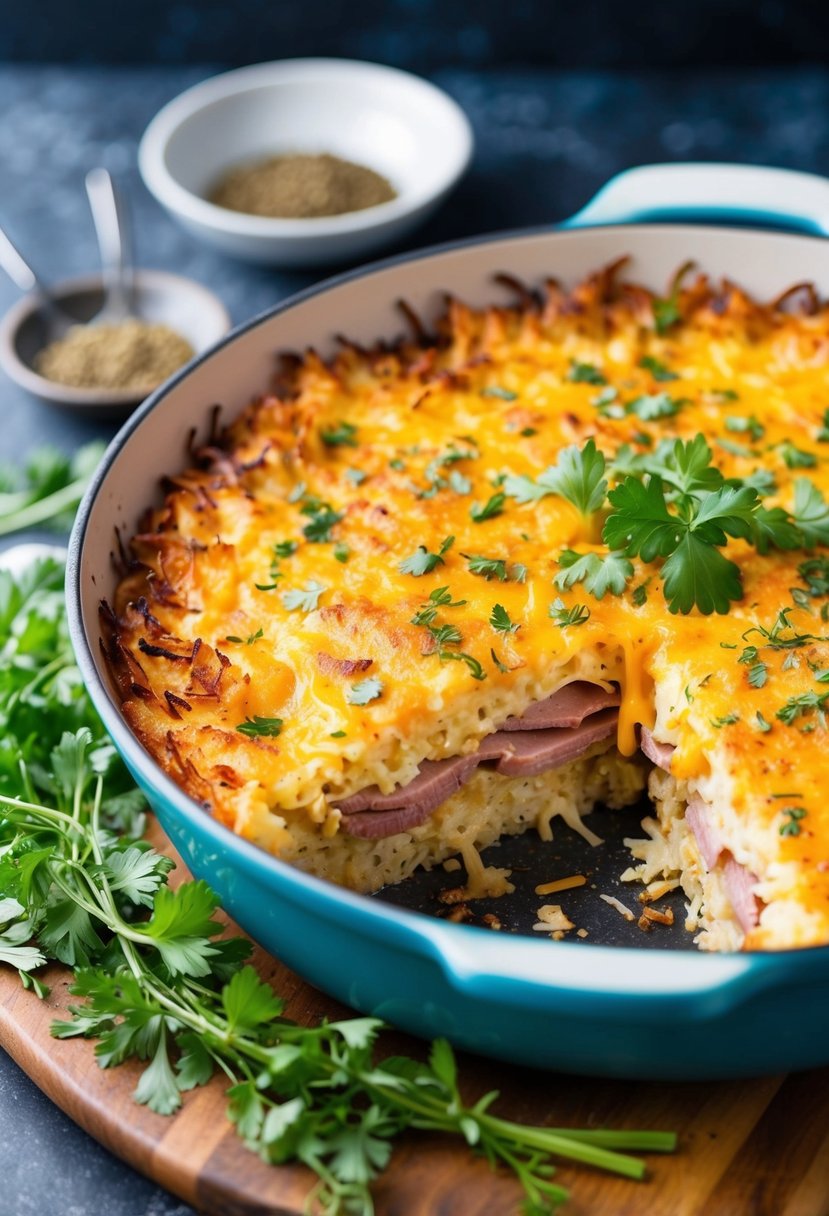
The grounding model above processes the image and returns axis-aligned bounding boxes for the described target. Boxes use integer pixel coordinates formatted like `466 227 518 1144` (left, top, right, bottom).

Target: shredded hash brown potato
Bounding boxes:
103 262 829 951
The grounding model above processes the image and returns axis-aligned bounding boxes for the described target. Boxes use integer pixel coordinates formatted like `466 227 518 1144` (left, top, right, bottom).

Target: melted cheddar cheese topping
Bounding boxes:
105 266 829 947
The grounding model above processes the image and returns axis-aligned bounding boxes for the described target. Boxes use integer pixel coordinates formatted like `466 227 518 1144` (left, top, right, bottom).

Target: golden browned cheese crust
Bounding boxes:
103 264 829 949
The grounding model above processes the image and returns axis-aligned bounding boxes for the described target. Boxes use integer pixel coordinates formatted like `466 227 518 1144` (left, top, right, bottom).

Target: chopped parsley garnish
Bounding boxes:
345 467 367 486
717 438 752 458
490 648 511 674
626 392 684 421
755 711 772 732
470 491 506 523
273 540 298 559
554 549 633 600
490 604 519 634
236 716 283 738
548 598 590 628
725 415 765 441
778 441 817 470
448 470 472 495
389 458 406 471
411 587 467 626
346 677 384 706
776 689 829 726
320 421 358 447
567 361 607 385
652 261 694 334
593 386 622 417
639 355 677 382
711 713 739 727
779 806 808 837
520 426 538 437
399 535 455 576
504 438 607 518
301 504 343 544
330 730 347 738
333 543 350 563
818 409 829 442
632 582 649 607
225 628 264 646
481 385 518 400
464 555 508 581
288 481 306 503
281 581 325 612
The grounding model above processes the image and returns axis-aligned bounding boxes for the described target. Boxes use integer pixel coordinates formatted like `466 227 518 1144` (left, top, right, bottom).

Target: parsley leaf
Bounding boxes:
470 492 505 523
626 393 684 422
489 604 519 634
281 581 325 612
554 550 633 599
567 361 607 385
778 441 817 470
320 421 358 447
505 439 607 518
346 677 384 705
302 505 343 544
236 716 284 739
639 355 677 382
548 598 591 627
399 535 455 576
652 261 694 335
791 479 829 547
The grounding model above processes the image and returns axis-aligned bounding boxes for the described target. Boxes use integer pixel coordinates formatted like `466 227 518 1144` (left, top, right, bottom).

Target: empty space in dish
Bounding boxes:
374 798 693 949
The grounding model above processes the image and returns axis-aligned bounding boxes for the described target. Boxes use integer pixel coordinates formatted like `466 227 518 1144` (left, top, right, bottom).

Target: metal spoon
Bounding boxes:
0 225 74 340
85 167 134 325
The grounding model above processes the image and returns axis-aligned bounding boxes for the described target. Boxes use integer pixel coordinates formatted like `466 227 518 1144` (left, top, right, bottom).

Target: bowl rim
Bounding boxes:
66 219 829 1006
0 268 232 409
138 57 475 241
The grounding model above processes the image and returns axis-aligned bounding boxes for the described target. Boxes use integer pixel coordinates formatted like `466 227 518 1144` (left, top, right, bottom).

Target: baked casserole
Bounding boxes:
102 263 829 952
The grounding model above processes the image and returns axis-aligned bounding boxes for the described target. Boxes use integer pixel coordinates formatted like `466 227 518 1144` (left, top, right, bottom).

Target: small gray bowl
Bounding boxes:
0 269 231 419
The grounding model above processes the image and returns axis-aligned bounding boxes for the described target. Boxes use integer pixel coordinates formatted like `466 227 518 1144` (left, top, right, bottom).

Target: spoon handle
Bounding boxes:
85 168 133 322
0 224 39 293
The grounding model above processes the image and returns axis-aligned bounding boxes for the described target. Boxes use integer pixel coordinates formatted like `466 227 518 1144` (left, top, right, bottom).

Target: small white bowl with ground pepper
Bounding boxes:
0 270 231 417
138 59 474 267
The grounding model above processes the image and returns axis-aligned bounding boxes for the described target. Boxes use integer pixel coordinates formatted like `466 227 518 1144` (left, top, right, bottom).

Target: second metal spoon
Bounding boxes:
85 167 135 325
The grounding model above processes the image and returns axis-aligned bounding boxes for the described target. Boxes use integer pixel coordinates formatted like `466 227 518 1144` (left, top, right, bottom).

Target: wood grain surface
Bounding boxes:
1 823 828 1216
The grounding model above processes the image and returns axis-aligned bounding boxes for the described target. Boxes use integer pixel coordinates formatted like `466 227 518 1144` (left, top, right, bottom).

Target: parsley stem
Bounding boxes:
476 1112 648 1179
0 475 88 536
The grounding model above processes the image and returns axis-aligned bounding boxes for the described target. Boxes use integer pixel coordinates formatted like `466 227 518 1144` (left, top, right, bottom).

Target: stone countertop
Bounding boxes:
1 61 829 1216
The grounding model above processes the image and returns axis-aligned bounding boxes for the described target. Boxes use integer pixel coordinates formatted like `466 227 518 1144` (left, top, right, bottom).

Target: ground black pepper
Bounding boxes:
209 153 397 218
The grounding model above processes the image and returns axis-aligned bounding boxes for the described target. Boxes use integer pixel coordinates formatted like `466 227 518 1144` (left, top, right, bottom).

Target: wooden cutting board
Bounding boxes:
1 821 828 1216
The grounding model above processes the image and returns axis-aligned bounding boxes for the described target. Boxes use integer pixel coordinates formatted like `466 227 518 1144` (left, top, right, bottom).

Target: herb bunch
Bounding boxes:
0 557 675 1214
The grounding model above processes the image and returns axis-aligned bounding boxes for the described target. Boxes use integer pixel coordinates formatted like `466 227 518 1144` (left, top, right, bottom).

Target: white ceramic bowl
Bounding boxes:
138 59 474 268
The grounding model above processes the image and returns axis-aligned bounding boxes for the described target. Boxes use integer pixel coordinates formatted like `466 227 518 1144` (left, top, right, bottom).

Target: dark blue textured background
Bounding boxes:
1 48 829 1216
1 0 828 67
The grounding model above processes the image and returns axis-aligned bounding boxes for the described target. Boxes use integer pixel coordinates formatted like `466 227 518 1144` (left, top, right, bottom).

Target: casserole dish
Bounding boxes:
68 162 829 1079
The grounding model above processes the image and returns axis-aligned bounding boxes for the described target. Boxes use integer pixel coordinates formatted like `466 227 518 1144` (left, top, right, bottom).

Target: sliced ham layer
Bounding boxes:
684 797 762 935
723 856 761 933
336 682 620 839
499 681 619 731
640 726 675 772
684 795 724 870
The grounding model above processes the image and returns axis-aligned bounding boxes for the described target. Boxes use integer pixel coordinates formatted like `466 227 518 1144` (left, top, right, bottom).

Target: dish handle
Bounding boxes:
418 918 812 1021
562 162 829 236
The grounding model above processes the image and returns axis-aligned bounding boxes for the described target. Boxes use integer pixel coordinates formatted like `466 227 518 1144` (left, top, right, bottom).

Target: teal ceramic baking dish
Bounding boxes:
67 162 829 1080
